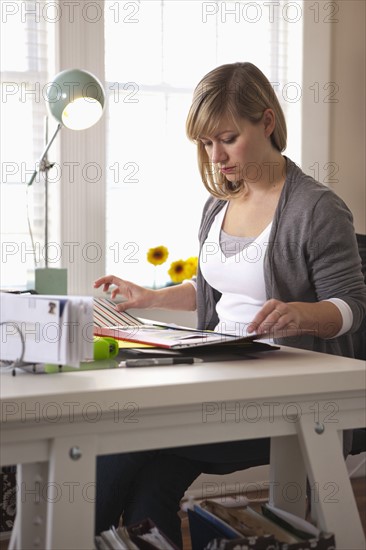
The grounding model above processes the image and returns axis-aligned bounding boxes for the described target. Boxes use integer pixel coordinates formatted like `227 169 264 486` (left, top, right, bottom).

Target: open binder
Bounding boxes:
93 297 277 352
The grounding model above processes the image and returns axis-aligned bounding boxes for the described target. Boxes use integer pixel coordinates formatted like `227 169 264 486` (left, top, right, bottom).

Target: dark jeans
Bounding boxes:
95 438 270 548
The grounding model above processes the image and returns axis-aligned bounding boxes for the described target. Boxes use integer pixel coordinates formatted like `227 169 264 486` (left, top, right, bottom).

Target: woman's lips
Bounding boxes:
220 166 236 174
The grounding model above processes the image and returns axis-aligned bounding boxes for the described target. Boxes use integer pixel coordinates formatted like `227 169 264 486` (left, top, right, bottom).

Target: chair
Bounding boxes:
349 234 366 455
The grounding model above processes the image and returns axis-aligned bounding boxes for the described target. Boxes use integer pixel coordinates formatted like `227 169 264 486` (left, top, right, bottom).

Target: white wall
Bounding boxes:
302 0 365 234
329 0 366 234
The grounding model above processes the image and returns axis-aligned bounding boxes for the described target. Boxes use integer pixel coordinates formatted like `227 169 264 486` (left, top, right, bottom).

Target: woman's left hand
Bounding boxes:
247 298 343 339
247 299 302 336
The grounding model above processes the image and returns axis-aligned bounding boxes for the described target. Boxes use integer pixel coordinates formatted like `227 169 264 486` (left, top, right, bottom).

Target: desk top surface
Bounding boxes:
1 346 365 414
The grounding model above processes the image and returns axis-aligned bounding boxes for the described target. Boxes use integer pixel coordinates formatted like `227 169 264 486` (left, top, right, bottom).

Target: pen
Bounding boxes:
119 357 204 368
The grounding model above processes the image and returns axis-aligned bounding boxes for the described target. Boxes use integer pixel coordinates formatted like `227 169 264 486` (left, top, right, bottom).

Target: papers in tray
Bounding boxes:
93 297 261 350
95 519 179 550
261 503 321 540
0 293 94 367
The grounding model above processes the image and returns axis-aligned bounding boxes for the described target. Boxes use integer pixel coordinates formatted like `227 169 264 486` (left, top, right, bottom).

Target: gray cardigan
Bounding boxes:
196 157 366 358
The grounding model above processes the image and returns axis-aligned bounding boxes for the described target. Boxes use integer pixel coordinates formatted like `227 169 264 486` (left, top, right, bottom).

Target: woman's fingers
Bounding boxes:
94 275 128 299
94 275 122 289
93 275 155 311
248 300 297 335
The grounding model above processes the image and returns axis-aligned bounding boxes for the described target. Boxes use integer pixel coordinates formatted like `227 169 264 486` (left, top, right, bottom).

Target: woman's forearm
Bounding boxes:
151 282 197 311
94 275 196 312
291 300 343 339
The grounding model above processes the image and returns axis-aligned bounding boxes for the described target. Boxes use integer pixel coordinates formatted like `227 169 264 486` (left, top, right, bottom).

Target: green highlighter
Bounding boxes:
45 336 119 373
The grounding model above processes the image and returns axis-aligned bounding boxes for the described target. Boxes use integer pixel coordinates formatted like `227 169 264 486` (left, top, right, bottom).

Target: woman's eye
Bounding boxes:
200 136 236 146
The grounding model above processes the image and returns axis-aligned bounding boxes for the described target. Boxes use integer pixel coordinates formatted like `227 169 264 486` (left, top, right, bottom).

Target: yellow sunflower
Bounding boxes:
168 259 190 284
185 256 198 278
147 245 169 266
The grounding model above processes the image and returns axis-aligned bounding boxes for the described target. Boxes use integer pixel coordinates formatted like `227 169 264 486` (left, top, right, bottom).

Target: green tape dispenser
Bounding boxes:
43 337 119 373
93 336 119 360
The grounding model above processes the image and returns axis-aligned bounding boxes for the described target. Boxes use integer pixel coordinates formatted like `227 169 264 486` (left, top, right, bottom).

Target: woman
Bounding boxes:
94 62 366 546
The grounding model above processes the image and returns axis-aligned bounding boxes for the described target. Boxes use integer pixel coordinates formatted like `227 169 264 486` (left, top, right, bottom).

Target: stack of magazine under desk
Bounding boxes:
188 499 335 550
95 499 335 550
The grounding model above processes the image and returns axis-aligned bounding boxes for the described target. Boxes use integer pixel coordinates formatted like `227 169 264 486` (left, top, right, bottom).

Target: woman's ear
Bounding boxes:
263 109 275 138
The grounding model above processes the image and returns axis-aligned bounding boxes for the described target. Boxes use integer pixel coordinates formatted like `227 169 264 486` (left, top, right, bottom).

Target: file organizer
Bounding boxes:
0 293 94 368
188 501 336 550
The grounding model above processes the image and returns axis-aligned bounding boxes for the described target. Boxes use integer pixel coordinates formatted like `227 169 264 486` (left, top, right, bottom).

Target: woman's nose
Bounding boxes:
211 143 228 164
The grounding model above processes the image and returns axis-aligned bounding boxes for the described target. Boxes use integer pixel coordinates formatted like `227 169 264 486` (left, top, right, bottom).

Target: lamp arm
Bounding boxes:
27 123 62 186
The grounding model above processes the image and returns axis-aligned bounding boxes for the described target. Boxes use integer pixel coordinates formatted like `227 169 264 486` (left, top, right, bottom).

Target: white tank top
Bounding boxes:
200 202 272 336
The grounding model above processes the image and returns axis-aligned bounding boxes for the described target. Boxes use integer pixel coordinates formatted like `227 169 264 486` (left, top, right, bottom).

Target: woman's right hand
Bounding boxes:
93 275 156 312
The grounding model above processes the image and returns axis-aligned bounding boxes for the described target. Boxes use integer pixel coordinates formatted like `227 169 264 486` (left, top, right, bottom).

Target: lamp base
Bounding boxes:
35 268 68 295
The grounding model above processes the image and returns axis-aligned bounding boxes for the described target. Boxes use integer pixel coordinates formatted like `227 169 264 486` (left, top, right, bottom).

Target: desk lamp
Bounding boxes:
27 68 105 294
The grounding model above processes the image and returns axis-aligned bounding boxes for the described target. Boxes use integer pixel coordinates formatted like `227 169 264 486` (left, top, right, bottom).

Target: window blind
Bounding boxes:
0 0 52 289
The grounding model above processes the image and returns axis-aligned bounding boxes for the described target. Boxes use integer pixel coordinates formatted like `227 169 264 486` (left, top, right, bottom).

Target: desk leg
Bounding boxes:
13 462 48 550
46 434 97 550
269 435 307 519
297 414 365 550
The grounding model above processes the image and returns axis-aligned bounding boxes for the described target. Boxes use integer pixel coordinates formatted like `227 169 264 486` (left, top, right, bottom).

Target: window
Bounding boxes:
104 0 303 287
0 0 55 289
1 0 304 293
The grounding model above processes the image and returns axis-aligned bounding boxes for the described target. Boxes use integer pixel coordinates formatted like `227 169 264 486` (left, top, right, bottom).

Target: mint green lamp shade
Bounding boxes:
46 68 105 130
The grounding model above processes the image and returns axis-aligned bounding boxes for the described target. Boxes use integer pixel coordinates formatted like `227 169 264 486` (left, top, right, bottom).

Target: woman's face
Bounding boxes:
199 112 275 183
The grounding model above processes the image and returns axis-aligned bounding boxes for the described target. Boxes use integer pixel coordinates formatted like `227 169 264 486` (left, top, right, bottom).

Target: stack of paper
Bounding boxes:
95 520 179 549
0 293 94 367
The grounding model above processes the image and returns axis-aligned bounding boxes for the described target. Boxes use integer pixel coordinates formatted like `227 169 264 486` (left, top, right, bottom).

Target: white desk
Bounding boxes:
1 346 365 549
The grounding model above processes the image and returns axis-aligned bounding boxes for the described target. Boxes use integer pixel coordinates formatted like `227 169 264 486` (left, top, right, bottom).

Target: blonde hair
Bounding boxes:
186 62 287 199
